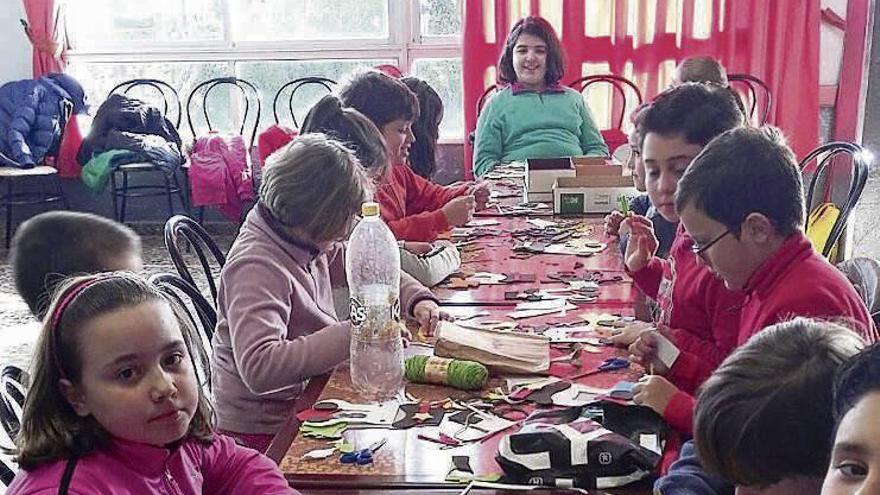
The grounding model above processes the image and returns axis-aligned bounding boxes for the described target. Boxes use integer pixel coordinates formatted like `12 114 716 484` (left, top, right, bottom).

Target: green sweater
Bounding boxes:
473 86 609 177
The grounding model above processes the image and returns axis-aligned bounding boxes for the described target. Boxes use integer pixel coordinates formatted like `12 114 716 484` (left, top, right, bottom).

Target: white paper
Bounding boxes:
507 303 577 320
526 218 558 229
654 333 681 369
466 219 501 227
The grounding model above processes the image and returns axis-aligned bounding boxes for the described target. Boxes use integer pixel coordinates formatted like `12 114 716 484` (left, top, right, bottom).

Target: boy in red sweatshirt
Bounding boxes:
609 84 745 469
647 126 878 493
339 70 490 242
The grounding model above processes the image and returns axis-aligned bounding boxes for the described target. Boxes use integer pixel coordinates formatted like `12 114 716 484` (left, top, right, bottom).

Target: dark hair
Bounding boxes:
338 69 419 129
498 16 565 86
695 317 864 487
401 76 442 179
10 211 142 319
639 82 744 149
15 273 214 469
301 94 388 176
675 126 805 236
833 342 880 428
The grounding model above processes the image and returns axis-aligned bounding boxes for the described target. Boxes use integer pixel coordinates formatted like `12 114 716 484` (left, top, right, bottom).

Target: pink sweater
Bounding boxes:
6 435 297 494
213 206 436 434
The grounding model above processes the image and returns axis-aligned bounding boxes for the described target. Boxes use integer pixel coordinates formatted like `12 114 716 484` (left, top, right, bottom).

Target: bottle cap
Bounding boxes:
361 202 380 217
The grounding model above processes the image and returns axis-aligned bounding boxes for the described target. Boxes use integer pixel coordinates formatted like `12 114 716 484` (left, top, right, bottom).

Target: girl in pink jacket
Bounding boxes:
6 272 297 494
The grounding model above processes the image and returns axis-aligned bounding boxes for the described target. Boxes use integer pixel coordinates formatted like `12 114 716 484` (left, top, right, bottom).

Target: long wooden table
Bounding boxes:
276 214 653 494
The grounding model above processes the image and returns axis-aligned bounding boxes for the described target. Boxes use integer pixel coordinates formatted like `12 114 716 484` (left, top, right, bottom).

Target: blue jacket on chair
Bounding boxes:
0 73 87 168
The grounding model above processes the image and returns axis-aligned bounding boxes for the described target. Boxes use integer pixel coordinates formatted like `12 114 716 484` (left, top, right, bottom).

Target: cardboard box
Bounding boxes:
553 175 639 215
525 157 575 203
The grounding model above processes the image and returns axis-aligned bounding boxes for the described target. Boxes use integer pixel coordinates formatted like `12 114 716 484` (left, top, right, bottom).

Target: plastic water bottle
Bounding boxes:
346 202 404 402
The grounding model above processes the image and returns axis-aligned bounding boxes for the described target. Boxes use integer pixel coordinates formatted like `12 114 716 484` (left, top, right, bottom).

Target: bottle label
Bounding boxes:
350 298 366 327
391 298 400 322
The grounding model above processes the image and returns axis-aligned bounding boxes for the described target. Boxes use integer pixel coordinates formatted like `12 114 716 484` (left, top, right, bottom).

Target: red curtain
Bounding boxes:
462 0 820 177
22 0 68 77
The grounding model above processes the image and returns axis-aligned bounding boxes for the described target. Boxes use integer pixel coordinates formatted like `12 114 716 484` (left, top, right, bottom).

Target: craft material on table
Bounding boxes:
434 321 551 375
404 355 489 390
566 357 630 381
339 438 387 465
507 299 577 319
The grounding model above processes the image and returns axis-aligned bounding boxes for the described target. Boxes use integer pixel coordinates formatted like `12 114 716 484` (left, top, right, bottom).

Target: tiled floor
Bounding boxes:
0 233 235 371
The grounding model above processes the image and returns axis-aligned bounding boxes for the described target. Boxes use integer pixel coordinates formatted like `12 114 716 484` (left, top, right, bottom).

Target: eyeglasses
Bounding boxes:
691 229 730 257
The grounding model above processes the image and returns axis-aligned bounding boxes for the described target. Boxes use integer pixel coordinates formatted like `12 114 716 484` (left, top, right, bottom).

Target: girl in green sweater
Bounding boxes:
473 16 608 177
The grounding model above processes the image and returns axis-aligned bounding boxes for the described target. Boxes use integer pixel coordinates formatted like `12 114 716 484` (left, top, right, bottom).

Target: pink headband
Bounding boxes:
49 274 116 379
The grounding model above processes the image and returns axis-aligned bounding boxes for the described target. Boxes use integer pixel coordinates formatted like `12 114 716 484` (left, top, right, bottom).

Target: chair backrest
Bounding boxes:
272 77 336 128
149 273 216 392
727 73 772 125
568 75 643 131
0 365 28 443
163 215 227 304
109 78 182 129
186 77 262 147
800 141 871 258
476 84 497 117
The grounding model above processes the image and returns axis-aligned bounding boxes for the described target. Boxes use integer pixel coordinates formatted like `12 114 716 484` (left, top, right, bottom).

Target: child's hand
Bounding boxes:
633 375 679 415
402 241 434 255
623 215 658 272
412 299 450 337
628 330 669 375
607 321 654 347
604 211 625 237
442 195 476 227
470 182 491 210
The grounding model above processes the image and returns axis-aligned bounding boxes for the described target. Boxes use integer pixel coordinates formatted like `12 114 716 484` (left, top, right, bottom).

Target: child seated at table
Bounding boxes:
821 342 880 494
400 76 442 181
655 317 864 495
10 211 143 319
339 69 490 242
474 16 608 177
631 126 879 477
670 56 729 87
6 272 298 494
300 94 461 288
598 84 745 471
472 16 608 177
211 134 443 452
604 105 677 259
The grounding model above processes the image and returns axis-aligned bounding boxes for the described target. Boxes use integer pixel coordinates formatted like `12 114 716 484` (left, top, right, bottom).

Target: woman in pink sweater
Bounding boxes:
212 133 441 451
7 272 296 494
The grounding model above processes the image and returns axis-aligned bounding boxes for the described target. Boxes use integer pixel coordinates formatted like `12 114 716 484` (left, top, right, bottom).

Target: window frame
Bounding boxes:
66 0 465 142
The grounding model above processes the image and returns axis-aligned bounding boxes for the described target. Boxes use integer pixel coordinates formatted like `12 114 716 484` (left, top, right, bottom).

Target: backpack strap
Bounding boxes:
57 457 78 495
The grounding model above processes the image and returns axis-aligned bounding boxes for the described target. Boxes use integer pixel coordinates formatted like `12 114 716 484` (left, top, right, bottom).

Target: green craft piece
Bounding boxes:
299 422 348 439
405 356 489 390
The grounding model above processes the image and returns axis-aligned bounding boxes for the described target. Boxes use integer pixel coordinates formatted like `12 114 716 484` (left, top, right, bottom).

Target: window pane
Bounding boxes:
230 0 388 41
68 0 223 48
236 59 394 130
410 58 464 140
67 61 230 139
419 0 462 36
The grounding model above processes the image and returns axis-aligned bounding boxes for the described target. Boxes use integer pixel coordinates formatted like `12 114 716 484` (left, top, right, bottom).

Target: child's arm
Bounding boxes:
385 210 452 242
220 256 350 395
399 163 471 215
473 96 504 177
400 242 461 287
576 97 610 157
201 435 300 494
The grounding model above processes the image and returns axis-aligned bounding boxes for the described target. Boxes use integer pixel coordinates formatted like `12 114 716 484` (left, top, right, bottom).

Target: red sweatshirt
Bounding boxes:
376 163 471 242
738 232 878 345
629 226 743 471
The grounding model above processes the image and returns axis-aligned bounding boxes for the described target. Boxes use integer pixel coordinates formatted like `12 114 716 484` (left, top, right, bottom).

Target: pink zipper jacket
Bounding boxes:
188 133 255 221
6 434 299 494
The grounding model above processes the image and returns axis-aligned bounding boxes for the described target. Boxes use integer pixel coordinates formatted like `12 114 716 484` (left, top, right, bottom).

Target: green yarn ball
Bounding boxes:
405 355 489 391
